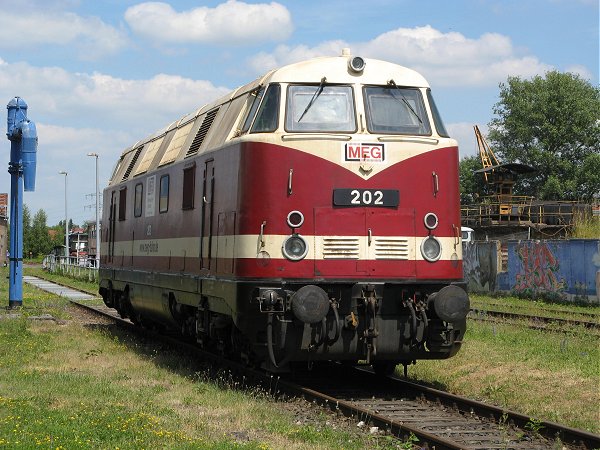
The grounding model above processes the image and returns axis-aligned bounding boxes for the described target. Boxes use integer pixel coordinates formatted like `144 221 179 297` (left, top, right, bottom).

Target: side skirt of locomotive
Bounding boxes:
99 268 469 373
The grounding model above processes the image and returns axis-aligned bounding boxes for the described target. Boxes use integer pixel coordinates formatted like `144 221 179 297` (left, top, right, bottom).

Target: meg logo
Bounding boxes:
344 143 385 162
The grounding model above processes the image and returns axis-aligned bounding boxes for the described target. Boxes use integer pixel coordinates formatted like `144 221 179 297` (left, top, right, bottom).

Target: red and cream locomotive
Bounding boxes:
99 50 470 374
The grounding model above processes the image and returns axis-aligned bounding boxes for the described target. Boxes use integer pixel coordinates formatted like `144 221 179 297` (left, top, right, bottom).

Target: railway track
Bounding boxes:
469 308 600 330
471 301 600 322
22 276 600 449
67 299 600 450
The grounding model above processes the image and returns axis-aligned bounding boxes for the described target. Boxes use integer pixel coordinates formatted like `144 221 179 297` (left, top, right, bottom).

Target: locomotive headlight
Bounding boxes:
286 210 304 229
282 234 308 261
424 212 439 230
421 236 442 262
348 56 365 73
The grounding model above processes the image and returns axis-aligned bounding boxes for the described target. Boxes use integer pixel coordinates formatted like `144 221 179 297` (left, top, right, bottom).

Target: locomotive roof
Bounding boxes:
267 54 429 87
110 53 432 184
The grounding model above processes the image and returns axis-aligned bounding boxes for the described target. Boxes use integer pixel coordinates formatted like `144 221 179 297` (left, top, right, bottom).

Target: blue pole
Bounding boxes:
6 97 37 308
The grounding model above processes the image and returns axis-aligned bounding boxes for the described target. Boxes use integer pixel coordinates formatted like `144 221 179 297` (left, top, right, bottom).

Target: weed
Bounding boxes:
524 417 545 435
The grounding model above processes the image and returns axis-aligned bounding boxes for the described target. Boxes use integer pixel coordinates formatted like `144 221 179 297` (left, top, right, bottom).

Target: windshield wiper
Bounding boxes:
387 79 423 124
298 77 327 122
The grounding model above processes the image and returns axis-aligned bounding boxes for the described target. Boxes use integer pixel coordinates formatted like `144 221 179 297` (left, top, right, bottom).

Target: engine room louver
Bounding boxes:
322 237 360 259
374 237 409 260
121 146 143 181
186 108 219 157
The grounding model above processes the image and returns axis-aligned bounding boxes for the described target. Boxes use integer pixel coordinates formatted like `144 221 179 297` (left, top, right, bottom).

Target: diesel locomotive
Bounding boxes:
99 50 470 374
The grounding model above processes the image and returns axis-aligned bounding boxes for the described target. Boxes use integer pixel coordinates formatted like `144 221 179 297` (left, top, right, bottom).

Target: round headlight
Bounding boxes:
282 235 308 261
287 210 304 229
424 212 439 230
348 56 365 73
421 236 442 262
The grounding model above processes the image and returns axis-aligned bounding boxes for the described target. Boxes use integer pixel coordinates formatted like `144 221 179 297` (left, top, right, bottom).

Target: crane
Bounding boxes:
474 125 499 183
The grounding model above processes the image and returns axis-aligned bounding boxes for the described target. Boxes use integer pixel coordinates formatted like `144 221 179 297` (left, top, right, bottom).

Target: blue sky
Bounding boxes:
0 0 597 226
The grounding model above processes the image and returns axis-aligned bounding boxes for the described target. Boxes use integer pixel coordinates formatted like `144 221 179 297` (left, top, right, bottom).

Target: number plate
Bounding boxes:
333 189 399 207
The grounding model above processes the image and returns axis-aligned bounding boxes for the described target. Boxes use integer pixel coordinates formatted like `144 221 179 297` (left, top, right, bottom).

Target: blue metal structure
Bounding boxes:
6 97 37 307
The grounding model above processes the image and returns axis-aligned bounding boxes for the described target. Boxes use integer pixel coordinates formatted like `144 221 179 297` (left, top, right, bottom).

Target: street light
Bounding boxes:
87 152 100 268
59 171 68 258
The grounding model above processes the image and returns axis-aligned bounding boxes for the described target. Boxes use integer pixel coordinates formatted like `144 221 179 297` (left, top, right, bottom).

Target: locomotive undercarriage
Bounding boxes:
100 273 469 374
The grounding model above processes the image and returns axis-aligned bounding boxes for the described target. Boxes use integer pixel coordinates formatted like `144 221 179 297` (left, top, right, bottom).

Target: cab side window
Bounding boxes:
159 175 169 213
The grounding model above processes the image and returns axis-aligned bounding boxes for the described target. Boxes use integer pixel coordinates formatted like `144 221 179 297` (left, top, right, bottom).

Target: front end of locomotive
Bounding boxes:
235 51 470 373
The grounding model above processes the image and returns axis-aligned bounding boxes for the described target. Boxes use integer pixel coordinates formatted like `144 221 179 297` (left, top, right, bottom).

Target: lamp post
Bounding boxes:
87 152 99 268
59 171 68 258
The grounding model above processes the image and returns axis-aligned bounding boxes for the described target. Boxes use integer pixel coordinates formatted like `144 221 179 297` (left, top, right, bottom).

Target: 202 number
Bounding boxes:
350 189 384 205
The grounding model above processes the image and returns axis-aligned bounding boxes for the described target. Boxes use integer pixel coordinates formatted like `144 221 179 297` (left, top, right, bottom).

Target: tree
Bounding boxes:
30 209 52 257
22 204 32 256
459 155 490 204
488 71 600 201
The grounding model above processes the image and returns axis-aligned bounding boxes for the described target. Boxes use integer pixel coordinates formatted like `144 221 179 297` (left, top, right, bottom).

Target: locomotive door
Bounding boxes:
200 160 214 270
107 190 117 262
314 208 416 277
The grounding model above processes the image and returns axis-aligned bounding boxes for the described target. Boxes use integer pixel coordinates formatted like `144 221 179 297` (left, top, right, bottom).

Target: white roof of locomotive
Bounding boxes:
267 53 430 87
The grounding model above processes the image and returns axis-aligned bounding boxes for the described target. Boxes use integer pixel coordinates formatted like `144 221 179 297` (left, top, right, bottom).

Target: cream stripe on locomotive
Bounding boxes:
237 123 456 181
102 235 462 261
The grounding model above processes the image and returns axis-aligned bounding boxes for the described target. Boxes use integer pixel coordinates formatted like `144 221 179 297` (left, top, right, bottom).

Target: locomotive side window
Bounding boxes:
182 165 195 210
285 85 356 132
426 89 450 137
118 188 127 221
134 183 143 217
240 87 265 134
363 86 431 135
251 84 280 133
159 175 169 213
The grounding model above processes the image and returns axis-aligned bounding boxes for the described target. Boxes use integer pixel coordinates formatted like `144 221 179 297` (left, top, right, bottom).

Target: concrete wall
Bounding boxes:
463 239 600 303
462 240 502 293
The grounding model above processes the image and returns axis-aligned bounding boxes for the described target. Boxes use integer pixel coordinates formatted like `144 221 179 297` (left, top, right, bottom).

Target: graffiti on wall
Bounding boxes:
462 242 498 293
514 241 566 297
594 245 600 300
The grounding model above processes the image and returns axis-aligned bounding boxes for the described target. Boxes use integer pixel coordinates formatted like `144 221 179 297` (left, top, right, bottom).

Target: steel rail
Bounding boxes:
69 299 600 449
470 308 599 329
471 301 600 320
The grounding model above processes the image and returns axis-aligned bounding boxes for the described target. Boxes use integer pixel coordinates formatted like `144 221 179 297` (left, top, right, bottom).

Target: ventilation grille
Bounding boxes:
322 237 360 259
121 146 143 181
186 108 219 157
374 237 409 260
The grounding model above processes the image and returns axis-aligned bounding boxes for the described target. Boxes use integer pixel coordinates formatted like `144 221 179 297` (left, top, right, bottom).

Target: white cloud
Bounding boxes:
564 64 594 81
0 59 231 225
447 122 485 159
248 25 553 87
125 1 293 45
0 60 230 130
0 10 129 59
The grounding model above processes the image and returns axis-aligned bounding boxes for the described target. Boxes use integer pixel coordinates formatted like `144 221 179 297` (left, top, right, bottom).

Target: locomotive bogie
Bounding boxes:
99 51 469 371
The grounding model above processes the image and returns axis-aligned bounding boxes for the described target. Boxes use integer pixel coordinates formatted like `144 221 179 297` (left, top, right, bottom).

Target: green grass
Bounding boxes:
1 268 404 449
569 214 600 239
10 268 600 441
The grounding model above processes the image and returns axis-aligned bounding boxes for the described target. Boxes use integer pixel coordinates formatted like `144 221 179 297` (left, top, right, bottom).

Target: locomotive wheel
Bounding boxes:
372 361 399 377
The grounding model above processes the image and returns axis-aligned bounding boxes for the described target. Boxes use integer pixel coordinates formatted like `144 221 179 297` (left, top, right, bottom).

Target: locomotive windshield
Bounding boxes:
363 86 431 135
285 85 356 132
